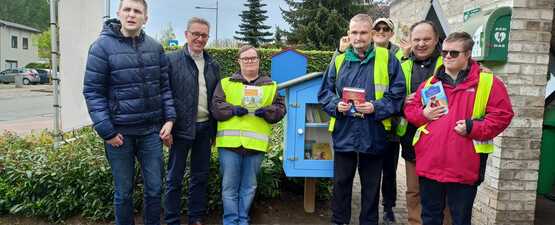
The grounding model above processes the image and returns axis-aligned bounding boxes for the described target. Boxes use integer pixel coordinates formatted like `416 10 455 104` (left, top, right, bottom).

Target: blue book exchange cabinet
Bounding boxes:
272 49 334 212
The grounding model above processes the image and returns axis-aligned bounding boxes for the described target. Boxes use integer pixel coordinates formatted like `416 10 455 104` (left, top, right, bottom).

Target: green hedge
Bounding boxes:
0 47 336 223
170 48 335 78
24 62 50 69
0 123 332 222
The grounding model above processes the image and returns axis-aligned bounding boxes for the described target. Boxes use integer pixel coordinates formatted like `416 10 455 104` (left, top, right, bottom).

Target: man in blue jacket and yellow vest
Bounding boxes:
318 14 405 225
211 45 286 225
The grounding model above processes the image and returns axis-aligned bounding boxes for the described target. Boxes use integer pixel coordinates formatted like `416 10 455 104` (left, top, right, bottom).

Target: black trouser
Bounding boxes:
164 122 212 225
331 151 384 225
381 141 400 210
419 177 478 225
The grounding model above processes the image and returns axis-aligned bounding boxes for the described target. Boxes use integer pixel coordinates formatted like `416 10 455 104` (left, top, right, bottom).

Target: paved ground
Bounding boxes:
353 159 554 225
0 84 53 134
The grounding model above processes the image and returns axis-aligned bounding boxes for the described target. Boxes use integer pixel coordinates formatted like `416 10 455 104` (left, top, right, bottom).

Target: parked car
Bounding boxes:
34 69 51 84
0 68 41 85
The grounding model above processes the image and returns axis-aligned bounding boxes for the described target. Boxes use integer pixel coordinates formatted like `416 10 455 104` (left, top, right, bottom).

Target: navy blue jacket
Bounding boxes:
318 46 405 155
167 47 220 140
83 19 176 140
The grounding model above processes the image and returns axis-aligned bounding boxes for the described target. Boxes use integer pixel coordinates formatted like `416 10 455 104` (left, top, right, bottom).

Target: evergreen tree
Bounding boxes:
0 0 50 31
273 26 284 48
234 0 273 47
282 0 373 50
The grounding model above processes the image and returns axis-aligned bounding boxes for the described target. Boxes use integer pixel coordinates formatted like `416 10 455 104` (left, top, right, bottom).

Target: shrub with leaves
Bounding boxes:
1 47 335 222
0 121 327 222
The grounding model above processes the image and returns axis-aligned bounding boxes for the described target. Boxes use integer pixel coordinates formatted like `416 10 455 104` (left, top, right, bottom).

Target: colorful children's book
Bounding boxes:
242 85 263 113
421 81 449 114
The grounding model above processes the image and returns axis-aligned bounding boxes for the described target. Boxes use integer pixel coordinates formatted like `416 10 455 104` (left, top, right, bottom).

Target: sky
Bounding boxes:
109 0 291 45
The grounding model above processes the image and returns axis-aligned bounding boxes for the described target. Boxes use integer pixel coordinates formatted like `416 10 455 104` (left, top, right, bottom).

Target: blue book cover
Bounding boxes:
421 81 449 114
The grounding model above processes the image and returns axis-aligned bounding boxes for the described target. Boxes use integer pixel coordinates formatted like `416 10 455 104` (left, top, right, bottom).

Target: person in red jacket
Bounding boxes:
404 32 514 225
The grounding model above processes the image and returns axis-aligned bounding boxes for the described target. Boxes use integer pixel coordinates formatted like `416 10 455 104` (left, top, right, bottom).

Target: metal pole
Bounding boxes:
215 0 218 42
104 0 111 21
50 0 62 149
195 2 218 42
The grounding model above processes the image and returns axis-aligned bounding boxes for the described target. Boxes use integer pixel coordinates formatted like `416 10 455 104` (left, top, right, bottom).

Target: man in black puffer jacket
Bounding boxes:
82 1 175 224
163 17 220 225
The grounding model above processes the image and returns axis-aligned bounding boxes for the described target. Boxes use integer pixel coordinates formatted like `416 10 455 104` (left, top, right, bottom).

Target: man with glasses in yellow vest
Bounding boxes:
404 32 514 225
211 45 286 225
318 14 405 225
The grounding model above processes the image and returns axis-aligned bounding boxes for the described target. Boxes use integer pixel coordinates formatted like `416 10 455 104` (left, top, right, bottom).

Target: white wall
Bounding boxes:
58 0 104 131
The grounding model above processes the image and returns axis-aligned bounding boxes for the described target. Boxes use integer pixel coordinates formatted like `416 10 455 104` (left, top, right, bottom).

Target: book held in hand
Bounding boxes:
242 85 263 113
421 81 448 114
342 87 366 118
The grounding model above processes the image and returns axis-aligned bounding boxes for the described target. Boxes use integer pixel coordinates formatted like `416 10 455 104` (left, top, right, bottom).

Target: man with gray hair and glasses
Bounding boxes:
164 17 221 225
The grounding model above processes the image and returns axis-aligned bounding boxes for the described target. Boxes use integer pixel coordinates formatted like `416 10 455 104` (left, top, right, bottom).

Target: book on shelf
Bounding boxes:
318 109 330 123
421 81 448 114
311 143 332 160
306 107 315 123
304 140 315 159
312 107 322 123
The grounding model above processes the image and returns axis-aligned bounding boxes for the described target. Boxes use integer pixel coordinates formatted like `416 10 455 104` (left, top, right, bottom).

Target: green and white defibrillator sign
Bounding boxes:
463 6 511 62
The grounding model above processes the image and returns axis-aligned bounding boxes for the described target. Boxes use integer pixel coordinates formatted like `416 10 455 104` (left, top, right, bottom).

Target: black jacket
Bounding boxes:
167 46 220 140
83 19 176 140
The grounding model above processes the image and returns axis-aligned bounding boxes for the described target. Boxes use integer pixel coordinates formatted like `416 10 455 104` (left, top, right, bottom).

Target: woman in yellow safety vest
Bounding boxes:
210 45 286 225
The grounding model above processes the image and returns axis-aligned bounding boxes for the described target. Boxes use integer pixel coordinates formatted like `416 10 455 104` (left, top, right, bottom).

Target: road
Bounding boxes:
0 84 54 134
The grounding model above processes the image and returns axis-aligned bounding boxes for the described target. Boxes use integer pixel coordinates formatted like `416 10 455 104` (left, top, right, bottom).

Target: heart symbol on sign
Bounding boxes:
494 31 506 43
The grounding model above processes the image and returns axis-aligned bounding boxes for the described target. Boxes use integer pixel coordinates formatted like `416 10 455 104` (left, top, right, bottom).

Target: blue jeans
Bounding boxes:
164 122 212 225
419 177 478 225
105 132 164 225
219 148 264 225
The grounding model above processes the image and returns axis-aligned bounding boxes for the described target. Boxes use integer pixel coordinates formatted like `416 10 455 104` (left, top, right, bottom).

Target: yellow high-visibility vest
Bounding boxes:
328 47 391 132
215 77 277 152
394 48 404 61
412 72 494 154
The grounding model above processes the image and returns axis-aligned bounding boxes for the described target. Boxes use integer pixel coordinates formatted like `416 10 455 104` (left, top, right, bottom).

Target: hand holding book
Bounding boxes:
354 101 374 114
421 81 448 120
423 100 447 120
337 101 351 113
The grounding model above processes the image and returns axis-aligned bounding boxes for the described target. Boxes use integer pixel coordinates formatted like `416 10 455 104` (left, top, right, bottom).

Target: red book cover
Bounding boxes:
342 87 366 118
342 87 366 105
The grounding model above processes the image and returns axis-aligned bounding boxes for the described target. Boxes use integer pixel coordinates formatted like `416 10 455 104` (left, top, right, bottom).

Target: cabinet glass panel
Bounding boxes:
304 104 332 160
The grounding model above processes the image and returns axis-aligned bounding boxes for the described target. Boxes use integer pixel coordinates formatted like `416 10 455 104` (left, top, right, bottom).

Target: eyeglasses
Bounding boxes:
239 57 259 63
373 27 391 32
189 32 209 39
441 50 465 58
